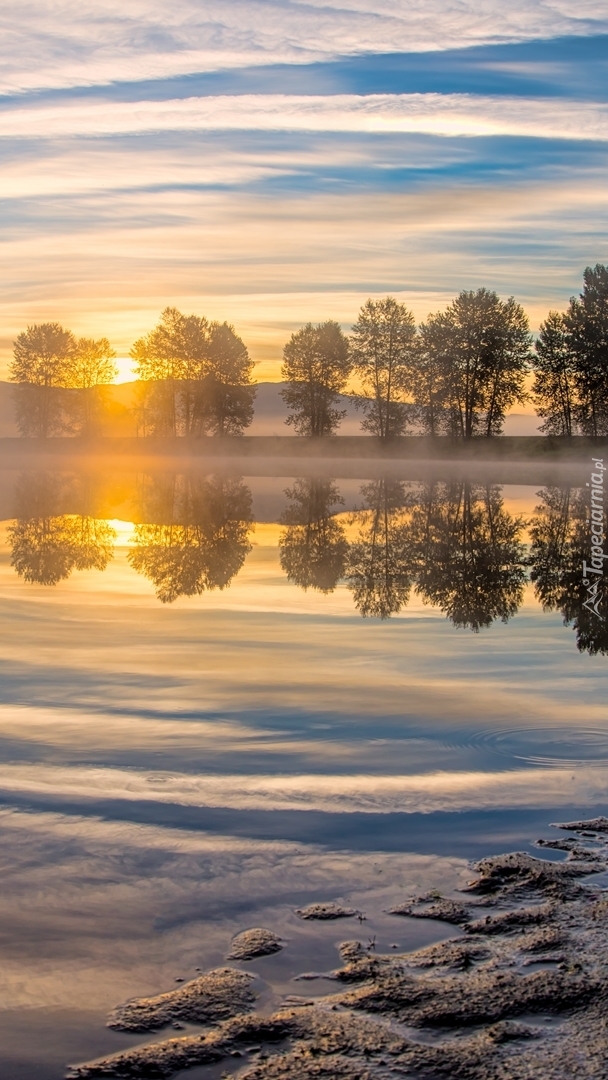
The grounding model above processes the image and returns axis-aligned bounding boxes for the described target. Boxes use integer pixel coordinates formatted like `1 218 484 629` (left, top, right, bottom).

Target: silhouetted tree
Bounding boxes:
131 307 208 436
529 485 608 654
281 321 351 436
350 298 417 439
346 479 413 617
279 478 348 592
531 312 577 436
193 322 256 436
10 323 76 437
409 338 449 437
131 309 254 437
409 481 526 630
8 473 115 584
64 336 118 437
566 264 608 436
128 474 253 602
418 290 531 438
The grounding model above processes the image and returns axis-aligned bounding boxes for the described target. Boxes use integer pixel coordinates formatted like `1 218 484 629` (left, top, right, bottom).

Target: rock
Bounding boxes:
296 903 357 921
227 929 283 961
107 967 256 1032
389 895 470 925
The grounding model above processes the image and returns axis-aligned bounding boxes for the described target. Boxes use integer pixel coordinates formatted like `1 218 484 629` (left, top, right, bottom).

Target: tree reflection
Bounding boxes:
409 481 526 630
346 479 413 618
529 486 608 655
279 478 348 593
8 473 116 585
128 474 254 603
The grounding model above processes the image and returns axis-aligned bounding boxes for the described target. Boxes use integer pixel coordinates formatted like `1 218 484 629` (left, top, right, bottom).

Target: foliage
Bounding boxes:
531 312 577 436
131 309 254 437
418 290 532 438
566 264 608 436
64 336 118 437
281 321 351 436
350 298 416 439
10 323 77 437
193 322 256 436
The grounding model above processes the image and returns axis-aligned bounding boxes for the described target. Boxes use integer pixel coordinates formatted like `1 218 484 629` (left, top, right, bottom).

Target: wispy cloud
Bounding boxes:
2 2 606 93
3 92 608 140
1 760 607 814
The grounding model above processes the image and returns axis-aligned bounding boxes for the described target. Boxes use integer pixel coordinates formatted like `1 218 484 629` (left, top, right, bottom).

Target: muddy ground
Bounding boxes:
67 817 608 1080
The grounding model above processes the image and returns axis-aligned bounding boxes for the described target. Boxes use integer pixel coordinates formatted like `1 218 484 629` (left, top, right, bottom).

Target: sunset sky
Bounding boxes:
2 1 608 381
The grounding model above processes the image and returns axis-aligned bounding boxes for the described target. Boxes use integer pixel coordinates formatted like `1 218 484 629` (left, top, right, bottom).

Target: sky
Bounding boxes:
1 2 608 381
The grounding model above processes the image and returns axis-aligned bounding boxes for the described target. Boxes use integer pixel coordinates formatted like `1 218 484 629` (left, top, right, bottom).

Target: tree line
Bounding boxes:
8 265 608 439
8 470 606 653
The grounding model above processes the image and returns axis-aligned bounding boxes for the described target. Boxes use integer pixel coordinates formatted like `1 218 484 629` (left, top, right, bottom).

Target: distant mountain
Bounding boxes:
0 380 540 437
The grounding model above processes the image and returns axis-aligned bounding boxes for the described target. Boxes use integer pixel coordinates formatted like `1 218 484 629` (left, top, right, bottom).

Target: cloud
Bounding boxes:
3 92 608 141
1 760 607 814
1 1 607 94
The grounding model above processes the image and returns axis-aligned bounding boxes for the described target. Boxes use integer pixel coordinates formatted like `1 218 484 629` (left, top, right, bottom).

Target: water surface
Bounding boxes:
0 461 606 1078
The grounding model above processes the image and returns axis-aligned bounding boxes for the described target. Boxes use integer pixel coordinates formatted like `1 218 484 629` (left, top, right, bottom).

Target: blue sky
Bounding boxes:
1 2 607 379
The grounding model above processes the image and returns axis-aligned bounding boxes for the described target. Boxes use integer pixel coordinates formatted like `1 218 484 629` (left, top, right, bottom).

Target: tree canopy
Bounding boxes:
281 321 351 436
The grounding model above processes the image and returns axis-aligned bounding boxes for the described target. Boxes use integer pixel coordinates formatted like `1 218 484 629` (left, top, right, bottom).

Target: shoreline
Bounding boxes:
67 816 608 1080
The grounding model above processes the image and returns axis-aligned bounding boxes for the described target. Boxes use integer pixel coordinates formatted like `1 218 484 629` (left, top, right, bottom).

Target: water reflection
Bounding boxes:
530 486 608 655
410 481 526 631
3 469 607 652
7 472 116 585
346 479 413 618
127 473 254 603
279 478 348 593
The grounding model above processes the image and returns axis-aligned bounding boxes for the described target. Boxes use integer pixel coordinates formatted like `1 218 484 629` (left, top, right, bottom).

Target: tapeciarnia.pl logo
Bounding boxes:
582 457 606 619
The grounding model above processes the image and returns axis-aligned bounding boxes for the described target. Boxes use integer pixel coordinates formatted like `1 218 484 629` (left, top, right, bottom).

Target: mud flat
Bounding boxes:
68 818 608 1079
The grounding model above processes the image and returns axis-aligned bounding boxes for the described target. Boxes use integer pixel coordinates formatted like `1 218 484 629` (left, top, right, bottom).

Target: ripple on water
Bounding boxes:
445 726 608 768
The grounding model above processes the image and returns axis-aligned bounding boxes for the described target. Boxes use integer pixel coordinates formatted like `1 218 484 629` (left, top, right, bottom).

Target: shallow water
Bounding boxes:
0 461 606 1078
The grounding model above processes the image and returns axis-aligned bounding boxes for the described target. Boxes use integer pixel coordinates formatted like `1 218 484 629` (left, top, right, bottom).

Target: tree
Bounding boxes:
531 312 577 436
345 479 413 617
281 321 351 437
279 478 348 593
131 309 254 437
130 307 208 436
64 337 118 437
529 485 608 654
409 338 450 437
566 264 608 436
418 290 532 438
128 474 254 602
350 298 417 439
409 481 526 630
194 322 256 436
8 473 115 585
10 323 76 437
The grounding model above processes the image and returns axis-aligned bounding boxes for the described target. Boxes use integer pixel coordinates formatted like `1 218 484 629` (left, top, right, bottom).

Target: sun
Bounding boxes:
113 356 136 384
